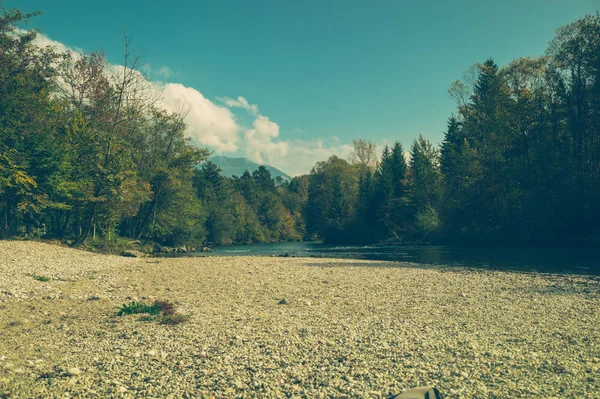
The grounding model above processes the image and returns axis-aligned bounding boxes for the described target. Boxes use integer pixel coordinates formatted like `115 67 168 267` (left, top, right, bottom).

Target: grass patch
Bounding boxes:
116 299 188 325
27 273 50 282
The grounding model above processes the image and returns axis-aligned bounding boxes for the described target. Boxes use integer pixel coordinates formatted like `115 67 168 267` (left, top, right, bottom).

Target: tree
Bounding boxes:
305 156 359 243
409 136 442 238
348 139 378 171
0 7 59 237
252 165 276 193
373 143 409 240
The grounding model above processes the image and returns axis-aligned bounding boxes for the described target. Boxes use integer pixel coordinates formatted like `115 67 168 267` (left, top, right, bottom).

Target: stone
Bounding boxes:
66 368 81 376
278 298 288 305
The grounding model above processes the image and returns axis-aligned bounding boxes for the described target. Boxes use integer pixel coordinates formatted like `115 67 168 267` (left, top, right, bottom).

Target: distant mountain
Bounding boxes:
208 156 291 181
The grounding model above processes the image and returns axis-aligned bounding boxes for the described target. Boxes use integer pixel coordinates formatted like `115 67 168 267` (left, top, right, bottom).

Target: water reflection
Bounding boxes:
186 242 600 275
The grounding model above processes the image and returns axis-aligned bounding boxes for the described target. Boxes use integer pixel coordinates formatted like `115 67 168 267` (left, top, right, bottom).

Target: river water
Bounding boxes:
179 241 600 276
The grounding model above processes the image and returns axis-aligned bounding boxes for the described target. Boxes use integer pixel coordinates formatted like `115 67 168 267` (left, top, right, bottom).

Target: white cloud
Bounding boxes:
29 31 82 58
243 115 287 164
274 138 353 176
157 65 173 78
160 83 240 152
217 96 259 115
28 31 352 175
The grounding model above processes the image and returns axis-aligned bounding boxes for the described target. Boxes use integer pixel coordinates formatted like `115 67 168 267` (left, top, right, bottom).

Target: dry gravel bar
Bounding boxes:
1 240 599 398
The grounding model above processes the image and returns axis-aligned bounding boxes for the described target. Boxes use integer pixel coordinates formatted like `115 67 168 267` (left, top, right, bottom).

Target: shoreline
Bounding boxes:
1 240 599 398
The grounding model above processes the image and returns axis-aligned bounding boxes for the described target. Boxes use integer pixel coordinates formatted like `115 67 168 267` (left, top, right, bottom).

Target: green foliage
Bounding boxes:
117 299 188 325
117 299 176 316
117 301 162 316
27 273 50 282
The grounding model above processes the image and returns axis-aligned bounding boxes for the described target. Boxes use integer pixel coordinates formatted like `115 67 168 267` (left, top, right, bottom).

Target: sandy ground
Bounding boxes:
0 240 599 399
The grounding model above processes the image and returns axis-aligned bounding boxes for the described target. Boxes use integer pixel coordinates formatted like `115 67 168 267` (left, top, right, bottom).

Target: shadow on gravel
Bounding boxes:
297 259 600 279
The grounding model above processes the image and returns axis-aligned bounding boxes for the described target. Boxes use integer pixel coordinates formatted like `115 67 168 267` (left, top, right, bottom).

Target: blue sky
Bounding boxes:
7 0 599 175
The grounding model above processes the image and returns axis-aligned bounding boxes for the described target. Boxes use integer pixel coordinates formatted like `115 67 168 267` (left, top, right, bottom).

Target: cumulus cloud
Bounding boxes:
28 31 352 175
29 31 82 56
217 96 259 115
243 115 288 164
160 83 240 152
268 138 353 176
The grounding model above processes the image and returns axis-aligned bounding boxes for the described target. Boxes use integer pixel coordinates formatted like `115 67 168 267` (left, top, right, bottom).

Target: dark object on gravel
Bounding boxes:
121 250 144 258
278 298 288 305
388 386 443 399
278 253 290 257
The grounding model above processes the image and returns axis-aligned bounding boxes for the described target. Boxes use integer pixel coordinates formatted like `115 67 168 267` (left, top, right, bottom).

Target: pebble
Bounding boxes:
66 368 81 376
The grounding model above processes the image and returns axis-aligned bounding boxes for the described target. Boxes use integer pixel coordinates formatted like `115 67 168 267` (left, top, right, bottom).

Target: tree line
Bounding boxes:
1 7 599 249
0 7 303 249
307 13 600 247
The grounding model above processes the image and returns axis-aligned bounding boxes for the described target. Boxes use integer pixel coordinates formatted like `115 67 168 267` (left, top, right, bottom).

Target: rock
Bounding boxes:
201 247 212 252
278 253 290 257
278 298 288 305
147 350 157 357
120 250 144 258
66 367 81 376
118 386 128 393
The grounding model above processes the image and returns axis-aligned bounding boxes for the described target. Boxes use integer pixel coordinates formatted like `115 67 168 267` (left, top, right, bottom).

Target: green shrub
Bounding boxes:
116 299 188 325
117 301 162 316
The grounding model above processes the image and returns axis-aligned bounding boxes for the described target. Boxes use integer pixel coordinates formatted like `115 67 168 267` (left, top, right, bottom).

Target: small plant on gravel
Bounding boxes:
117 301 161 316
153 300 176 316
116 299 188 325
27 273 50 282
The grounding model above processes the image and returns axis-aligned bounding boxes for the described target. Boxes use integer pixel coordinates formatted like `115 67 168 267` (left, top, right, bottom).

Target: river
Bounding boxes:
175 241 600 276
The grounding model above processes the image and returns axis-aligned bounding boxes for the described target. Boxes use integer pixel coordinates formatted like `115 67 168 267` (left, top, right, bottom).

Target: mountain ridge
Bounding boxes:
208 156 291 180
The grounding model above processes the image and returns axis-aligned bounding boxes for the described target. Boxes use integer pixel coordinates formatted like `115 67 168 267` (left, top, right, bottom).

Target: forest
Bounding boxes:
1 7 599 250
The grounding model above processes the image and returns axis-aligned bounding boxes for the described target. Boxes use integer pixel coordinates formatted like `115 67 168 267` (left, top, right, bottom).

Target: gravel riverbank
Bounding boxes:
1 240 599 398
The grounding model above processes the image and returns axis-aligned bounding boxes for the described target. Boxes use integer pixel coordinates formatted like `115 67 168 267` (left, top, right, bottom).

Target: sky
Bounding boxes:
6 0 599 175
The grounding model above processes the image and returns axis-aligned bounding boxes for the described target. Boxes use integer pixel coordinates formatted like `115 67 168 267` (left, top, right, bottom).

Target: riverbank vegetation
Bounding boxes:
1 6 599 248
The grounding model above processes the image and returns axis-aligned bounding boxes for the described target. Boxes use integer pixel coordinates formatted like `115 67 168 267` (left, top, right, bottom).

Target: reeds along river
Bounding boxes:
171 241 600 276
